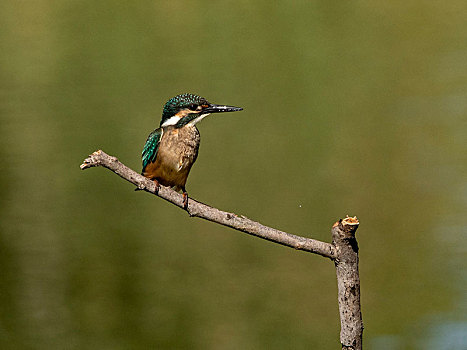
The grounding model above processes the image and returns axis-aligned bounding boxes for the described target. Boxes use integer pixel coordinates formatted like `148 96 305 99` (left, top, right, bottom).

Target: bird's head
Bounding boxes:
160 93 243 128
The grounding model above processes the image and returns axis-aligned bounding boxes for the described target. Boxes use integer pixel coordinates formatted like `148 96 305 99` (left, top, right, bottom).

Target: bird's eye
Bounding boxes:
188 104 198 110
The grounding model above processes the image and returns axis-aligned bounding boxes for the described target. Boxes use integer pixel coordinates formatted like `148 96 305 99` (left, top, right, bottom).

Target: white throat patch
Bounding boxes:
187 113 210 126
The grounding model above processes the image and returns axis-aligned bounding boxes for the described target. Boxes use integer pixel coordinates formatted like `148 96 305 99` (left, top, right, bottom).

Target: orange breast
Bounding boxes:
143 157 191 191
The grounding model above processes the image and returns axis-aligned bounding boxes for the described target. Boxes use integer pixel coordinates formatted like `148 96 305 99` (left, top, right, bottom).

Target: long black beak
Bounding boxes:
204 104 243 114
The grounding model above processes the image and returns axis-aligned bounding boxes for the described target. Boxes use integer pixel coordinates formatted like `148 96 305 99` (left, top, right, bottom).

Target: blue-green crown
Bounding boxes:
161 93 209 126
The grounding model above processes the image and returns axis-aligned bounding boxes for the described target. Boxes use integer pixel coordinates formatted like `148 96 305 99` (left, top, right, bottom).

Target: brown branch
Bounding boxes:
80 150 363 348
332 216 363 350
80 150 336 258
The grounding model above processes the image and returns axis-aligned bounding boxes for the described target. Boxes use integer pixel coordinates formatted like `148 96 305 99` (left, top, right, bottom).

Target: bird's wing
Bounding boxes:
142 128 163 172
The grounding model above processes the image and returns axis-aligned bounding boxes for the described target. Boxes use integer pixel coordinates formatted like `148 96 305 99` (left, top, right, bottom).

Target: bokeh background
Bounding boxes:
1 1 466 349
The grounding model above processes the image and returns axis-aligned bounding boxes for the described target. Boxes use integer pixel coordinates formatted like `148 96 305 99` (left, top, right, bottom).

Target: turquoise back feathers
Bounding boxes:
141 128 162 172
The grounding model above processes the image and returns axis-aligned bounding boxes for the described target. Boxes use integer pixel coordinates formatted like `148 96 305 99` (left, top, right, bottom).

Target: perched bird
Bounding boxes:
141 93 243 208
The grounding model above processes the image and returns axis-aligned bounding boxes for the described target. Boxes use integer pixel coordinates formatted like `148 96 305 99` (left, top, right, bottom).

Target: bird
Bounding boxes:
141 93 243 208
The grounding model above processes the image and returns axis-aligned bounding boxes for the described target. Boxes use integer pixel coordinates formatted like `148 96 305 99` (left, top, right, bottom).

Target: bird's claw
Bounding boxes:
154 180 161 195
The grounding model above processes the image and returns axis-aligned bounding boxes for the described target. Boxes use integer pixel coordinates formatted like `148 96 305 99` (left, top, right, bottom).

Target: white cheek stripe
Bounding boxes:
162 116 181 127
188 113 210 126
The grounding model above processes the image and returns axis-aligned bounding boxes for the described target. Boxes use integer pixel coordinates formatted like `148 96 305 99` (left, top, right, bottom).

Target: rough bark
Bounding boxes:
332 216 363 350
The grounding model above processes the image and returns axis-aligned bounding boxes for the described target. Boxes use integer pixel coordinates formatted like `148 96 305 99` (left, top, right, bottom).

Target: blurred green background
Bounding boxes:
1 1 466 349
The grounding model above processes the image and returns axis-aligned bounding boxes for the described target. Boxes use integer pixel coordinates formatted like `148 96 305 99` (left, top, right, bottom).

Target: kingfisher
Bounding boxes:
141 93 243 208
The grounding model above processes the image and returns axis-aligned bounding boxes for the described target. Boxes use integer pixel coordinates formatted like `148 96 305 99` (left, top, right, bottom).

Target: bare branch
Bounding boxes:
80 150 336 259
81 150 363 348
332 216 363 350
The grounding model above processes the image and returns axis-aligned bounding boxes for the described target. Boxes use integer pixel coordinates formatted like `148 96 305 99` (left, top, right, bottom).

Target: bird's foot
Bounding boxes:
154 180 161 195
182 191 189 210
